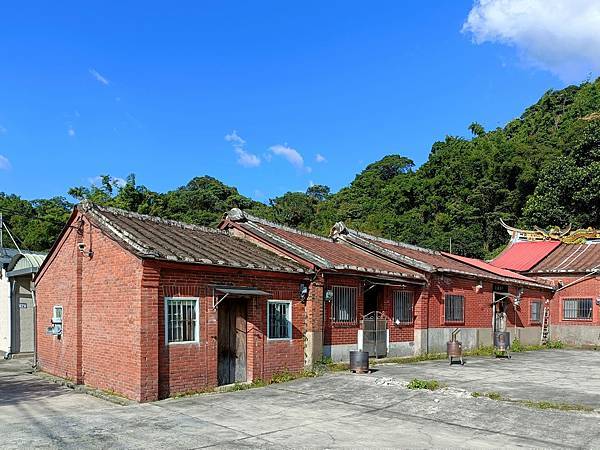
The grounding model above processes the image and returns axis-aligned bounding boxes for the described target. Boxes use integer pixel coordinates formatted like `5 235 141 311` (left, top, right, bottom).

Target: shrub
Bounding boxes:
545 340 564 349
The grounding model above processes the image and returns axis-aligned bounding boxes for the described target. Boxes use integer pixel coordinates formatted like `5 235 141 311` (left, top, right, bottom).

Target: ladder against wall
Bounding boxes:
540 304 550 345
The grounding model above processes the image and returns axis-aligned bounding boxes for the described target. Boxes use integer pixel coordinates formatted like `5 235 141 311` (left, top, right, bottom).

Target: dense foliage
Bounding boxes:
1 79 599 258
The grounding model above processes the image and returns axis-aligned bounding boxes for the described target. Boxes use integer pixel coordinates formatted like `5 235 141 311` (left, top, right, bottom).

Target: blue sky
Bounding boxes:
1 1 598 202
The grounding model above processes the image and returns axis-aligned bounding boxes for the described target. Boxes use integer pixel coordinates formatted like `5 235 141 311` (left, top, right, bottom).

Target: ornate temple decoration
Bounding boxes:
500 219 600 244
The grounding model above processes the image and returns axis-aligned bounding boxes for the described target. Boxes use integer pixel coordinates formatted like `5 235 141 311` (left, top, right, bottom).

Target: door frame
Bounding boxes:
217 298 248 386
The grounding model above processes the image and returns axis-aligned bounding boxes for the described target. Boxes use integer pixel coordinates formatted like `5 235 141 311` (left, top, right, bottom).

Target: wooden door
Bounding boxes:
217 300 247 385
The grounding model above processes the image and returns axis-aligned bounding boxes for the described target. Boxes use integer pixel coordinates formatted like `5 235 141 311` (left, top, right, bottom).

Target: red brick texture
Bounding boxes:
542 275 600 326
155 263 306 399
36 212 308 402
36 213 145 399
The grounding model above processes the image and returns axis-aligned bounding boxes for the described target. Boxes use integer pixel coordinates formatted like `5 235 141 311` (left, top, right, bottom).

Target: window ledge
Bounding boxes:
167 341 200 346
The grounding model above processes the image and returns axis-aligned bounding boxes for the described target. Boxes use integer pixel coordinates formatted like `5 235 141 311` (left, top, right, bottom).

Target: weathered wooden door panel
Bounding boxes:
217 300 247 385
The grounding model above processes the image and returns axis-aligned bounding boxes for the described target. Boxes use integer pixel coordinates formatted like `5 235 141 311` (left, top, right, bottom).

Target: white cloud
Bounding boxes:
89 68 110 86
270 144 305 169
234 148 261 167
315 153 326 163
0 125 7 135
463 0 600 81
225 130 261 168
68 126 75 137
0 155 10 170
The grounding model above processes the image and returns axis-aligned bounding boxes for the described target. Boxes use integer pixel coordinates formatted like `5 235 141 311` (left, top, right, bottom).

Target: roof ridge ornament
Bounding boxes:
329 222 347 240
500 219 600 244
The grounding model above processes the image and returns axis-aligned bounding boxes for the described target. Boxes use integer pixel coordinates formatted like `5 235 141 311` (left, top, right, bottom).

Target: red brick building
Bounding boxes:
36 202 559 402
35 202 311 401
221 210 553 360
491 224 600 346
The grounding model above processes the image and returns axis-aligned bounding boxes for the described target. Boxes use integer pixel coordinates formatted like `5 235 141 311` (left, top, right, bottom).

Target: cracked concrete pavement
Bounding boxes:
1 350 600 448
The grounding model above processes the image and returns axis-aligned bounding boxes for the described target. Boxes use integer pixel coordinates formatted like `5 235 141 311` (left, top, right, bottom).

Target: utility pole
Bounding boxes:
449 237 452 254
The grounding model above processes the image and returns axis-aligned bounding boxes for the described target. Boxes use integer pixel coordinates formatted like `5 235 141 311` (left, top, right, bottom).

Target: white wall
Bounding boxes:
0 268 11 354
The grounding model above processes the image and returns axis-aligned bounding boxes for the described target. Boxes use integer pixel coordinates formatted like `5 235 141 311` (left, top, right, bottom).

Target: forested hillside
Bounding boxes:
2 79 599 258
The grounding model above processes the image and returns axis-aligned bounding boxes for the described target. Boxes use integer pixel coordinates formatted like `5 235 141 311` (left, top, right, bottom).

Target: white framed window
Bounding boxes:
332 286 357 323
52 305 63 324
444 294 464 323
393 291 414 324
165 297 199 344
267 300 292 340
563 298 592 320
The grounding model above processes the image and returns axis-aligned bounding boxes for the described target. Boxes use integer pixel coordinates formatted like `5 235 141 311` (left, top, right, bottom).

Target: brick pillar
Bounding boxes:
139 262 160 402
75 235 84 383
413 278 432 356
304 276 324 368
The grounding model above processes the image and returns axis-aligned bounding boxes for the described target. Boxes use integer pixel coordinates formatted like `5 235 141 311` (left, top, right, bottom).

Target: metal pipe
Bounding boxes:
31 274 37 370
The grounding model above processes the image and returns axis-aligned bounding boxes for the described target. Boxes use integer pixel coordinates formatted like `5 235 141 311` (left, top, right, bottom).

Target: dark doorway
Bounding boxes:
364 285 380 317
218 299 248 386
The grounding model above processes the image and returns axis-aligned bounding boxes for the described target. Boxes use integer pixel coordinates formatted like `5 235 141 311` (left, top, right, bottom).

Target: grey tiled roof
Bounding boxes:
79 202 309 274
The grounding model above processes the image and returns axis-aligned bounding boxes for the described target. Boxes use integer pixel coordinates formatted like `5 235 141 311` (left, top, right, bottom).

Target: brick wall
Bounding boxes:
541 274 600 326
155 262 307 399
37 212 308 402
425 275 551 330
36 213 145 400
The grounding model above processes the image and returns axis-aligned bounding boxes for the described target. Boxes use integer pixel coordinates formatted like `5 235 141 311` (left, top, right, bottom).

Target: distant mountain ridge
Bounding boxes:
2 78 599 257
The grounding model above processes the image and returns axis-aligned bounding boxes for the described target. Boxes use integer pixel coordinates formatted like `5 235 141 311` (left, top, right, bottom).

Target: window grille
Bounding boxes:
332 286 357 323
563 298 592 320
393 291 414 323
445 294 464 322
530 301 542 323
166 298 198 343
268 301 292 339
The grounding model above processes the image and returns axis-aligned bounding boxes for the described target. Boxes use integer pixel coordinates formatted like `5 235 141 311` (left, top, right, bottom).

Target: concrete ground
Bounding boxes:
1 350 600 449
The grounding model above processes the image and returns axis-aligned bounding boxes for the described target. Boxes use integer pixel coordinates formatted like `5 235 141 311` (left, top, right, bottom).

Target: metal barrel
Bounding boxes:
447 340 462 357
349 351 370 373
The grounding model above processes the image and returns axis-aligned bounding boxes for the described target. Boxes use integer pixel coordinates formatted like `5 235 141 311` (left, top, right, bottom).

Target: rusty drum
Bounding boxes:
349 351 370 373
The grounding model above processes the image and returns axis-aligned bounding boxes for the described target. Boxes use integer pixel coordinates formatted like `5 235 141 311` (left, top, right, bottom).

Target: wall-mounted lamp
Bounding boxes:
300 283 308 302
596 297 600 306
77 242 93 257
324 290 334 302
475 281 483 293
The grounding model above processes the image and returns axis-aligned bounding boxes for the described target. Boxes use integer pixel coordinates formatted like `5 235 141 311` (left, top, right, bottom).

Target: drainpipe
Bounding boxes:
4 277 14 359
31 275 37 370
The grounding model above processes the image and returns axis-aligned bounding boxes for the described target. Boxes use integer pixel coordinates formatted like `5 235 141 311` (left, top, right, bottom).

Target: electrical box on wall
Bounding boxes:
47 305 63 336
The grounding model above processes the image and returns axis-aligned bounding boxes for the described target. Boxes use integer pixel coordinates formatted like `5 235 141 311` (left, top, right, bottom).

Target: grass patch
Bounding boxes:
170 369 318 399
407 378 442 391
470 390 593 413
373 353 446 365
545 340 564 349
315 356 350 372
485 391 503 400
517 400 593 412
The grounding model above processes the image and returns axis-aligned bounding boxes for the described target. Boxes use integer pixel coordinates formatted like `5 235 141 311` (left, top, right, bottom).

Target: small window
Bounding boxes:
332 286 357 323
165 298 199 343
563 298 592 320
393 291 414 324
445 294 464 322
267 301 292 340
52 305 63 324
530 301 542 323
